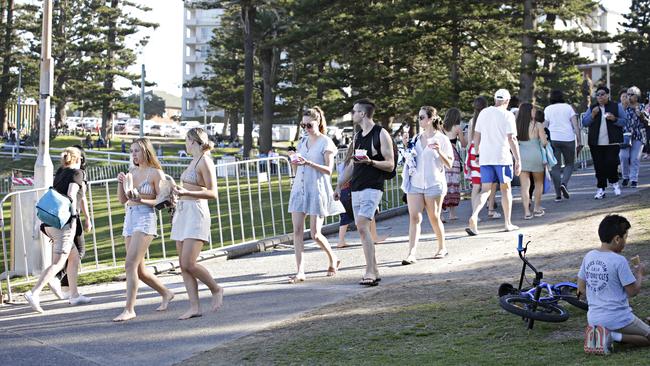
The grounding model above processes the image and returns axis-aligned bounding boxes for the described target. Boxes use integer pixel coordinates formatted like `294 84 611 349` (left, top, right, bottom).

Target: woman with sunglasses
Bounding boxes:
400 106 453 264
287 107 343 283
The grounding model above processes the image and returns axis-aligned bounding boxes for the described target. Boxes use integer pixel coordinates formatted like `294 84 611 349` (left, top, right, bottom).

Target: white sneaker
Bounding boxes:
612 183 621 196
69 294 92 306
594 189 605 199
25 291 44 313
49 278 69 300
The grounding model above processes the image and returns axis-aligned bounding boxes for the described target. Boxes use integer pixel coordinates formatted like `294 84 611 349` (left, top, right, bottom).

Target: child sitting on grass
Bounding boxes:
578 214 648 354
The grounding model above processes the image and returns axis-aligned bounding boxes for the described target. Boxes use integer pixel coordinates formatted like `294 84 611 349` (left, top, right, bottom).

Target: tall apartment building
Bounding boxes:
182 2 222 120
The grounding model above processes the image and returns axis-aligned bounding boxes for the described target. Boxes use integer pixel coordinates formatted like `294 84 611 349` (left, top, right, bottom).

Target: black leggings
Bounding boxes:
590 145 620 189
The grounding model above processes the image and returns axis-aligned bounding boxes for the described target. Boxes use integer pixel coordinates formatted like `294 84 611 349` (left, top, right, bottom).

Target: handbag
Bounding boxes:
543 169 553 194
541 142 557 168
36 188 73 229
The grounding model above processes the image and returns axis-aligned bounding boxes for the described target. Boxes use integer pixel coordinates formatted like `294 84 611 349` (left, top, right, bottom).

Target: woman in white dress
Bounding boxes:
287 107 343 283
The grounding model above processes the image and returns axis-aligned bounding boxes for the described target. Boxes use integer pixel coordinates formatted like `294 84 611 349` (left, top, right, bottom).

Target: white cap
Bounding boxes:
494 89 511 101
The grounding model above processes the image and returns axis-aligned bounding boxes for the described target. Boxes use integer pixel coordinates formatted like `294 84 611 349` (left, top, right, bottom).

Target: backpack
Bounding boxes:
370 125 399 179
36 188 73 229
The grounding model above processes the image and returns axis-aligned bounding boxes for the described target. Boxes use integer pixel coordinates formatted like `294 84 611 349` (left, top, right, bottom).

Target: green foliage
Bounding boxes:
124 91 166 119
613 0 650 94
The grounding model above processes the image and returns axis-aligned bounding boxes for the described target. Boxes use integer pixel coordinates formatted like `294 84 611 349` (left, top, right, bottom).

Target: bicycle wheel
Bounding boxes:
554 284 588 311
499 295 569 322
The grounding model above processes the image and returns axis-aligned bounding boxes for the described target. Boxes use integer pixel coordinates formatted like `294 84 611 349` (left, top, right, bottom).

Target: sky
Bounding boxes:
129 0 632 98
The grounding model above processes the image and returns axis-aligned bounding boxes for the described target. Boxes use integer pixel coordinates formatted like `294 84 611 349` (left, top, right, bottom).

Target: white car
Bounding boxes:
179 120 201 133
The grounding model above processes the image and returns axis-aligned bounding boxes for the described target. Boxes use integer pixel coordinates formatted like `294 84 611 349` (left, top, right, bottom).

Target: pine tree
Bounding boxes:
614 0 650 93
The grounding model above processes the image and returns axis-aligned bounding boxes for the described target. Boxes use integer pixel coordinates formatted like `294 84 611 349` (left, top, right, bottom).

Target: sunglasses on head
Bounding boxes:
300 123 313 129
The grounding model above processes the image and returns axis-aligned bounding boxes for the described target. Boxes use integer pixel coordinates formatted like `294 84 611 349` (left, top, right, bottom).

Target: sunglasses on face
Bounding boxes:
419 115 428 121
300 123 313 129
596 92 607 97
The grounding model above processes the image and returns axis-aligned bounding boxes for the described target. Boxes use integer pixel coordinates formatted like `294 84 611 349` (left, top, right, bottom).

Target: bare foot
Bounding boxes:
178 309 202 320
113 309 136 322
505 224 520 232
373 234 389 244
211 286 224 312
156 291 175 311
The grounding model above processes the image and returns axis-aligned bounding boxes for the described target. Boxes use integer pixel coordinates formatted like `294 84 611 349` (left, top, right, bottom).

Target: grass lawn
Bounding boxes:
180 192 650 366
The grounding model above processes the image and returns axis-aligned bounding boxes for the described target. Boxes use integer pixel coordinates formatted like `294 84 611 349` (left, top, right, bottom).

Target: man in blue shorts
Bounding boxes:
466 89 521 235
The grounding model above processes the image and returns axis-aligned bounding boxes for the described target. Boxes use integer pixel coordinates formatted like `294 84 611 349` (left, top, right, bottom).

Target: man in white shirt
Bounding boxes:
466 89 521 235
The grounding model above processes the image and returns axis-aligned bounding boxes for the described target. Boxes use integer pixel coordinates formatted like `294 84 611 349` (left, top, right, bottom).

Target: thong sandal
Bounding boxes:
488 210 502 219
326 260 342 277
524 214 534 220
288 274 306 284
359 278 379 286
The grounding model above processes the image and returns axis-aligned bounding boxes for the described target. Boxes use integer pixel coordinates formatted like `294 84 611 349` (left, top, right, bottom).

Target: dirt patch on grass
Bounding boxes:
180 190 650 365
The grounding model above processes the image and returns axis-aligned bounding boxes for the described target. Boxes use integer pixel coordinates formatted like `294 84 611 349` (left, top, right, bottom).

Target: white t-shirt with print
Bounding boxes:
544 103 576 142
578 250 636 330
474 106 517 165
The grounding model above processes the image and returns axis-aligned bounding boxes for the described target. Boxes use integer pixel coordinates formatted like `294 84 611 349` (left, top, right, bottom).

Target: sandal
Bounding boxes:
288 274 306 284
487 210 502 219
524 214 534 220
533 209 545 217
326 260 341 277
433 250 448 259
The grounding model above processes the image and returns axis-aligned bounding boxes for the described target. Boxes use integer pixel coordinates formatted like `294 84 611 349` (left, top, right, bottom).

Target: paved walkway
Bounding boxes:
1 161 649 365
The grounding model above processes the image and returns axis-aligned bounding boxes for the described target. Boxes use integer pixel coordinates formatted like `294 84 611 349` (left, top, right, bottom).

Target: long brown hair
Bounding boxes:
515 102 534 141
132 138 162 169
420 106 443 131
303 106 327 134
443 108 462 132
470 96 488 139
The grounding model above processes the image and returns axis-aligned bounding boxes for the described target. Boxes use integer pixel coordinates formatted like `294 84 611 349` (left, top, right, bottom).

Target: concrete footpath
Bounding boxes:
2 161 650 366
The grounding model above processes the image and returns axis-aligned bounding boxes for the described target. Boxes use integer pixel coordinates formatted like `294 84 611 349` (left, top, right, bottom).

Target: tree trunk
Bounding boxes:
0 0 15 134
229 109 238 142
259 46 274 154
242 4 256 158
450 36 461 105
101 0 118 140
519 0 536 103
53 0 68 129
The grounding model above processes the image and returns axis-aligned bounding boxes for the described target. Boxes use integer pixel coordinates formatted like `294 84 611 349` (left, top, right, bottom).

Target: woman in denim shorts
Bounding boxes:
400 106 454 264
113 138 174 322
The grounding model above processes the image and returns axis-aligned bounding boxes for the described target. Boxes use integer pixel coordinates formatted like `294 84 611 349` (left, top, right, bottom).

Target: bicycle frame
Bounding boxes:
517 234 544 329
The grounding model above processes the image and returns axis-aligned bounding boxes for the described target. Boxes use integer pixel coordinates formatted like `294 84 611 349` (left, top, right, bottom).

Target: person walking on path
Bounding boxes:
581 86 626 199
465 97 500 221
466 89 521 236
619 86 648 188
25 147 93 313
113 138 174 322
335 98 394 286
171 128 224 320
517 103 548 219
544 90 583 202
287 107 343 283
400 106 453 265
442 108 466 222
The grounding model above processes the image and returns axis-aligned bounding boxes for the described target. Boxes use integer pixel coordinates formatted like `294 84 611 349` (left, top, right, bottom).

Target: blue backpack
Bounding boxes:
36 188 72 229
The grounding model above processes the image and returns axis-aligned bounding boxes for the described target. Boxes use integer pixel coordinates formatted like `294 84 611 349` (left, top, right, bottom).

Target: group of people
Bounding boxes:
25 128 224 321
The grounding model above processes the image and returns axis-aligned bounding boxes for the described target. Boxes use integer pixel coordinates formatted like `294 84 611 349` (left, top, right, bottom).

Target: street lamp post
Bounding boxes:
140 64 145 138
15 65 22 160
603 49 612 91
34 0 54 189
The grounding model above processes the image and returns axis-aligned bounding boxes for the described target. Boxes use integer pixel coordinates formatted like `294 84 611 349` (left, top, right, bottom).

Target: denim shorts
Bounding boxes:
406 183 447 197
122 205 157 237
351 188 383 221
480 165 513 184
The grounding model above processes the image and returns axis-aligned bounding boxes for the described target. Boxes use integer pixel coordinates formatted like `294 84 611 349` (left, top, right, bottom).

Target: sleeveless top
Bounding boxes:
351 125 385 192
137 169 155 195
181 156 205 187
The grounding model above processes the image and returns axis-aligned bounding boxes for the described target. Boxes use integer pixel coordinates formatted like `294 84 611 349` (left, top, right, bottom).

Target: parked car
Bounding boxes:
179 120 201 134
149 124 178 137
113 121 127 133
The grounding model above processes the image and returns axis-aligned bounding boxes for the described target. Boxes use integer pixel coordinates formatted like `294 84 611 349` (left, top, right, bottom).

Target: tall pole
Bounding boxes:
139 64 145 138
15 66 21 160
34 0 54 189
606 60 611 91
203 103 207 130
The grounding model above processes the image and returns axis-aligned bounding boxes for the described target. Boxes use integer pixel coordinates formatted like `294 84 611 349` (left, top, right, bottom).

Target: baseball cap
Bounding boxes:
494 89 511 101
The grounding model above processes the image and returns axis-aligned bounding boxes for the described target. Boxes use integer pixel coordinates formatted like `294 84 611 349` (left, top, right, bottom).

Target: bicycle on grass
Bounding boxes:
498 234 588 329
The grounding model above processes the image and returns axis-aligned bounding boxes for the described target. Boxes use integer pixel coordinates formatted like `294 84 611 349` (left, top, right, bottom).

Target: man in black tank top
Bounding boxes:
335 99 394 286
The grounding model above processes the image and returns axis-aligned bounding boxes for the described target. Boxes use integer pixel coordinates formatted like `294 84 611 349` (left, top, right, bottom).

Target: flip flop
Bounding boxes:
524 214 534 220
433 251 449 259
288 275 306 284
465 227 479 236
533 210 545 217
359 278 379 286
488 211 502 219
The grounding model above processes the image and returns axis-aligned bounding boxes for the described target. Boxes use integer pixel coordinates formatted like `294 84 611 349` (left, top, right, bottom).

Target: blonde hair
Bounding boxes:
187 127 214 152
60 147 82 167
303 106 327 134
132 138 162 169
